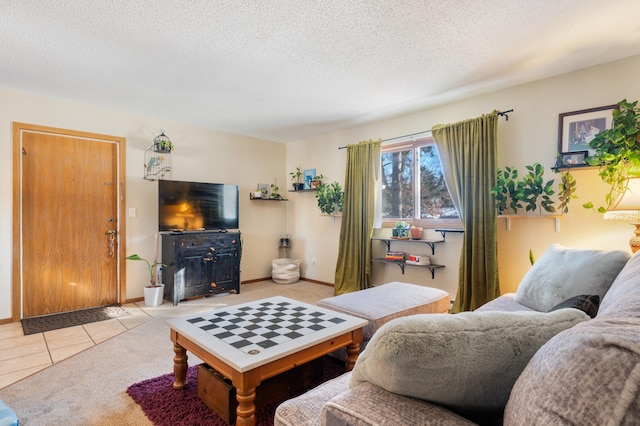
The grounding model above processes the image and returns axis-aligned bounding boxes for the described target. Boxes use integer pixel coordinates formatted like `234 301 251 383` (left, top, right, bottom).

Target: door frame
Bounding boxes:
12 122 127 321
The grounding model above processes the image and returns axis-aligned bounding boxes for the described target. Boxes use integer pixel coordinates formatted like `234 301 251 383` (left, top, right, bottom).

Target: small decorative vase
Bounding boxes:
410 227 423 240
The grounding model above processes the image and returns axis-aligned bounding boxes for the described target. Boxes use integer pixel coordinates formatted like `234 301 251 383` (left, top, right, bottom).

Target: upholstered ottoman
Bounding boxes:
317 282 450 359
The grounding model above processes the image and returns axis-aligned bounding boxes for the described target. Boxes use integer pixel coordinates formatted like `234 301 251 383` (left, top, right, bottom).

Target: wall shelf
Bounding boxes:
249 193 287 201
498 215 562 232
372 258 444 279
371 237 444 255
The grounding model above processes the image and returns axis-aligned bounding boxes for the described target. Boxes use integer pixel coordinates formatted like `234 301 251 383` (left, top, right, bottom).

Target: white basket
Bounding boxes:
272 258 301 284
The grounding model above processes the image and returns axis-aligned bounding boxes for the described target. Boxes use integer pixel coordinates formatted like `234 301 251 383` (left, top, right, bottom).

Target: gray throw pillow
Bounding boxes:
514 244 630 312
349 309 589 417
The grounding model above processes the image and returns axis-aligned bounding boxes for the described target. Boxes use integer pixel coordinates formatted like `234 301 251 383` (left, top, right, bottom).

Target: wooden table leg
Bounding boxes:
345 342 360 371
172 342 188 389
235 387 257 426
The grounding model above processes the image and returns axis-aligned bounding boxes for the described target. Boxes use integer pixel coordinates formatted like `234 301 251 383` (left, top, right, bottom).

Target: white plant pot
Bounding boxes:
144 284 165 307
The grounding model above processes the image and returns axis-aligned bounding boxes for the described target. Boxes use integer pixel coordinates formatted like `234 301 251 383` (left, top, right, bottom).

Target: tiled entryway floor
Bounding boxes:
0 303 151 389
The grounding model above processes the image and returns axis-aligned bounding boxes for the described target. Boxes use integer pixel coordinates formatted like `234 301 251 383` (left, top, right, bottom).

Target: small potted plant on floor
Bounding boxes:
126 254 166 307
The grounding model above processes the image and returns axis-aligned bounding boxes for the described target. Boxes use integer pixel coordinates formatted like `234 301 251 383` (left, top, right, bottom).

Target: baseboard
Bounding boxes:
0 317 13 325
123 278 335 304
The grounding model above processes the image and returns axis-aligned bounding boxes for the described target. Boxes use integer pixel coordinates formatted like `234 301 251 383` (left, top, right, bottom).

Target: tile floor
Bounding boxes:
0 302 152 389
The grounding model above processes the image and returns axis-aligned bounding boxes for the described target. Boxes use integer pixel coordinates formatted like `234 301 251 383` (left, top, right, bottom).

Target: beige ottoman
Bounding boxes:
317 282 450 359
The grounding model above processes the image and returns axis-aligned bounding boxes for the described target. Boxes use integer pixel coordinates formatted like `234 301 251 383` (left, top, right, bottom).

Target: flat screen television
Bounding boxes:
158 180 239 231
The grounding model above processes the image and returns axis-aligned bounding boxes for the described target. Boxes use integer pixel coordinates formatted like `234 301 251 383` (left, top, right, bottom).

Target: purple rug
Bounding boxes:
127 356 345 426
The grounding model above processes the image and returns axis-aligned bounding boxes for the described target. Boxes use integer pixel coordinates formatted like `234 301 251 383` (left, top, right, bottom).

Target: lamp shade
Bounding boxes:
604 177 640 221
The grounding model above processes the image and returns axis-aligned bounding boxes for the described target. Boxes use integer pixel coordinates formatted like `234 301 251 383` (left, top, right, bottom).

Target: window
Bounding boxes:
381 139 460 226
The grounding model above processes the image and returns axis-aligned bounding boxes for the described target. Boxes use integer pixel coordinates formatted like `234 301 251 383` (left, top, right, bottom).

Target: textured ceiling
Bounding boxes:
2 1 640 142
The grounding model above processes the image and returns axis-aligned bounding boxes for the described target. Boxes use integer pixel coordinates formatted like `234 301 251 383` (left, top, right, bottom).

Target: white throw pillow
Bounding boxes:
349 309 589 417
514 244 630 312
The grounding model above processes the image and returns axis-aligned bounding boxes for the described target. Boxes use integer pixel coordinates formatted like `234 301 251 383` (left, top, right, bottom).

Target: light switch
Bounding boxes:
128 207 137 217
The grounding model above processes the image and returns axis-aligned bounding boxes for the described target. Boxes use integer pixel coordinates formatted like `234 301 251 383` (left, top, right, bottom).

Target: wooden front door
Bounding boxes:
12 123 126 319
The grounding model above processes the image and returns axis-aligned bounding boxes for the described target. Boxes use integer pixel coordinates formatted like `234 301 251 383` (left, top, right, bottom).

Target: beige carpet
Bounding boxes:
0 281 334 425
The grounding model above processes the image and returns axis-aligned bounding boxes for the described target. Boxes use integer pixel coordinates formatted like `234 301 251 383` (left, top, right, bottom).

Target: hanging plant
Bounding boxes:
315 181 344 215
584 99 640 212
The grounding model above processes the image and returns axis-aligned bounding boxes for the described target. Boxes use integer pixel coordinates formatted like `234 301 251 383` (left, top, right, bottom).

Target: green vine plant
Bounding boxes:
491 163 576 214
584 99 640 213
315 181 344 215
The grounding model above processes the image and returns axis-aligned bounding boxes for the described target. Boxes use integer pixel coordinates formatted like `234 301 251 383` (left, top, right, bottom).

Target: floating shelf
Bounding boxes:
372 258 444 279
498 215 562 232
371 237 444 255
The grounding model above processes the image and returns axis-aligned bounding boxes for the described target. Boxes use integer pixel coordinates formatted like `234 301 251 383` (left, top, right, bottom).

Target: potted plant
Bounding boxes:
315 181 343 215
584 99 640 212
270 181 282 199
310 174 324 190
392 221 410 238
126 254 166 307
289 166 304 191
490 163 576 214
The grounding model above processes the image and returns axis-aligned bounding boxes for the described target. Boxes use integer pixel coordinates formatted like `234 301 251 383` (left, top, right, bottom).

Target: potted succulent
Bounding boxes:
126 254 166 307
392 221 410 239
289 166 304 191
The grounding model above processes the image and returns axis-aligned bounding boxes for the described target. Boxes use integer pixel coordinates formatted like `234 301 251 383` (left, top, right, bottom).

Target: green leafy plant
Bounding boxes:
393 221 410 238
584 99 640 212
491 163 576 214
270 181 282 199
315 181 343 215
289 166 303 189
126 254 166 287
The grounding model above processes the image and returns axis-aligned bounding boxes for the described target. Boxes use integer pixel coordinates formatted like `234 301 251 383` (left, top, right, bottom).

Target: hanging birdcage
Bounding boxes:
144 129 173 181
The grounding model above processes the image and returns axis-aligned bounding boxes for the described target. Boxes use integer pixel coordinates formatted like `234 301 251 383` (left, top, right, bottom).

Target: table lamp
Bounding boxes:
604 177 640 253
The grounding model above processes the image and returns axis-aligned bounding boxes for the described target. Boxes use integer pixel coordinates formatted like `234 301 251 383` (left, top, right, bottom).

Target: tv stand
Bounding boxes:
161 231 241 305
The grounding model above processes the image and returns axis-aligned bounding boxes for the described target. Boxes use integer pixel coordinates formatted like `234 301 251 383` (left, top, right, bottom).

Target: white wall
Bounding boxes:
286 54 640 297
0 88 287 319
2 54 639 319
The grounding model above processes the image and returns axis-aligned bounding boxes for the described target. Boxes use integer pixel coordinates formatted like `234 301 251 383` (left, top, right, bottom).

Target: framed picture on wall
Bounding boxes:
559 151 588 167
558 104 617 156
303 168 316 190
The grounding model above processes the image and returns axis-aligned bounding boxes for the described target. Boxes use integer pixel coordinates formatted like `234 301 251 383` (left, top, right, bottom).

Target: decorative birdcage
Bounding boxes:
144 129 173 181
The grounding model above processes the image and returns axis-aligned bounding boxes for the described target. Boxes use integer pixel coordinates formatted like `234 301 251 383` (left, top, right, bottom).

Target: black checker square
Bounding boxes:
285 331 303 339
187 297 355 356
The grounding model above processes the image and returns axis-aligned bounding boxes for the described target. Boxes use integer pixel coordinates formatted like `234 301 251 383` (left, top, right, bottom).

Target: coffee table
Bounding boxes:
167 296 367 426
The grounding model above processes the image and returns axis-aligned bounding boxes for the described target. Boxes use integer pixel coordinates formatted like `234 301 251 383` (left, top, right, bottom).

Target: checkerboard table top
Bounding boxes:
167 296 367 372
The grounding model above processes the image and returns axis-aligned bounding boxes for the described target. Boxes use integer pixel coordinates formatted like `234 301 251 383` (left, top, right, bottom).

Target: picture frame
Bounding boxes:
559 151 588 167
303 168 316 190
257 183 269 198
558 104 617 156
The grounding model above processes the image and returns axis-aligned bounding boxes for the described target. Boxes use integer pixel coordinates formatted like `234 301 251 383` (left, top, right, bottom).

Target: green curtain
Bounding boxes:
334 139 381 295
432 112 500 312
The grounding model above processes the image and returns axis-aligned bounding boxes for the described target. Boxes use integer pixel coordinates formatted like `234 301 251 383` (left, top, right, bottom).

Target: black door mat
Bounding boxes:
21 304 131 335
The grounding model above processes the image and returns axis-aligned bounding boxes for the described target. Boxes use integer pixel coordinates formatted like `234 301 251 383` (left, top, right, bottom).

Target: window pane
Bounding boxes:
381 149 413 218
419 145 458 219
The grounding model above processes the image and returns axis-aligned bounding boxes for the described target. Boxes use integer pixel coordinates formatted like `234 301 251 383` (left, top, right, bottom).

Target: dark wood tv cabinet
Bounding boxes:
161 231 241 305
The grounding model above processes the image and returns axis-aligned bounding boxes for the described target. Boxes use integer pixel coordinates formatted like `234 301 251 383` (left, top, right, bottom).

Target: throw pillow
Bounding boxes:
514 244 630 312
549 294 600 318
349 309 589 418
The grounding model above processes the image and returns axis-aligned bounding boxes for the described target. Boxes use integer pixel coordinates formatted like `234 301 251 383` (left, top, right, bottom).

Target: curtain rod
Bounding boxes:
338 109 513 149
